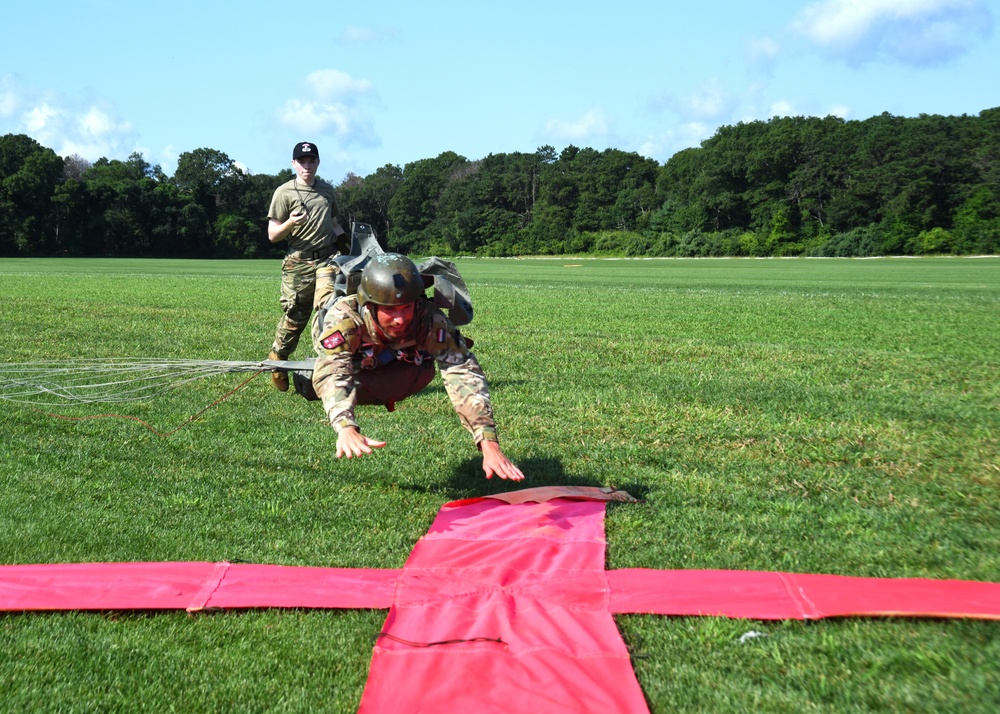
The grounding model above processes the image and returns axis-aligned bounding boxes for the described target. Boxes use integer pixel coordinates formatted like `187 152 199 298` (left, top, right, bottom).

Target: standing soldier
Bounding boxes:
266 141 350 391
309 253 524 481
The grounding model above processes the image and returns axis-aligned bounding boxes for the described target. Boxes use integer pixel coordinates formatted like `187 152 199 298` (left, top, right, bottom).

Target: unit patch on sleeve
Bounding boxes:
436 328 447 343
321 330 346 351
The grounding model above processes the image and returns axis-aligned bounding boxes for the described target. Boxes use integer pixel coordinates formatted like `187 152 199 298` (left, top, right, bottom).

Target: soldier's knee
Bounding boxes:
291 372 320 401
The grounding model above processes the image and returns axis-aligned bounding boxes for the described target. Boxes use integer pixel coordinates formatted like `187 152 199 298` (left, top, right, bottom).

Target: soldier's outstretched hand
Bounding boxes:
480 440 525 481
336 426 387 459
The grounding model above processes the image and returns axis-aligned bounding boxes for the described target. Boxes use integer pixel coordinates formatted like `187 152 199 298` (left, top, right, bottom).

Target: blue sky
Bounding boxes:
1 0 996 181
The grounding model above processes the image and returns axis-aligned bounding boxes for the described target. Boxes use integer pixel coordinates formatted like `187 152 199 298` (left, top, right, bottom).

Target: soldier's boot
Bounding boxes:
268 351 289 392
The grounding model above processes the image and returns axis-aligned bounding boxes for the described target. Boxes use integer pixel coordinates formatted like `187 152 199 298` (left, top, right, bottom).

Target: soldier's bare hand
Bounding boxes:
336 426 386 459
481 440 525 481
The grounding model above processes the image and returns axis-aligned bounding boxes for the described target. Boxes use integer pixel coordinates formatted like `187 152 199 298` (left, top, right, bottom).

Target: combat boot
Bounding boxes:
268 351 289 392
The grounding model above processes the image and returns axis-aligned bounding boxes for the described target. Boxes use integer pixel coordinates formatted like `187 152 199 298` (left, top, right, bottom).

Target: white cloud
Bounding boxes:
541 109 612 143
58 138 114 160
828 104 851 118
647 79 734 122
793 0 993 65
23 103 62 134
78 107 131 139
158 145 179 175
57 106 135 159
277 69 381 149
682 80 731 119
636 122 714 162
0 75 142 162
279 99 351 136
770 100 796 117
304 69 376 103
341 25 396 43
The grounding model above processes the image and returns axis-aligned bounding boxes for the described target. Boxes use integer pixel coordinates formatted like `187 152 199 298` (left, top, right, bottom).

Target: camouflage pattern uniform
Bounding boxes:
269 177 349 359
311 294 499 446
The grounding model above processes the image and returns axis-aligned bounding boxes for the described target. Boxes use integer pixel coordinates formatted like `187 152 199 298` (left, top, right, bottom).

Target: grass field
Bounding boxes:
1 256 998 712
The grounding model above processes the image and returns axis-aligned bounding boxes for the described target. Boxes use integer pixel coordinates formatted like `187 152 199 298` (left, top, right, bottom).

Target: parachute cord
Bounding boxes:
19 370 266 438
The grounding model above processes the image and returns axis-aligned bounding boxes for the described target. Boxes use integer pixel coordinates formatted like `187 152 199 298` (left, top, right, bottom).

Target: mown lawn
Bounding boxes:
1 256 998 712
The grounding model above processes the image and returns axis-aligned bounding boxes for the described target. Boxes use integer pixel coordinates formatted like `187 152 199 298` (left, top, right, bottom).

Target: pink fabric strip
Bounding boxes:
0 562 222 611
5 562 995 621
186 561 231 612
0 562 400 612
606 569 1000 620
358 497 651 714
208 564 398 610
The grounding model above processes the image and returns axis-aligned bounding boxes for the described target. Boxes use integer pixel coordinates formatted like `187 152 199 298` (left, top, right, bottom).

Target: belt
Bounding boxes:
290 245 336 261
310 246 336 261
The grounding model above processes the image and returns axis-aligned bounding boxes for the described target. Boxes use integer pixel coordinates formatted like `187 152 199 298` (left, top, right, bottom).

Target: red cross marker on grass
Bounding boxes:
2 486 997 712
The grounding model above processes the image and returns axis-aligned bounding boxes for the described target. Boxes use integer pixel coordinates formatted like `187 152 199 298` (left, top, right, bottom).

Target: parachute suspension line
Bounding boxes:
0 359 279 406
1 358 315 434
17 369 265 438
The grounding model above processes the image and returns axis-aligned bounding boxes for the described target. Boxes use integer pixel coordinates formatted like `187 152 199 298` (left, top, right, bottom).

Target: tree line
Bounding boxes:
2 107 998 259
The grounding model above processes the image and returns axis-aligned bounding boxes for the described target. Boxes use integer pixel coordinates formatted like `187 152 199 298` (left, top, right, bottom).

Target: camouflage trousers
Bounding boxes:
271 255 319 359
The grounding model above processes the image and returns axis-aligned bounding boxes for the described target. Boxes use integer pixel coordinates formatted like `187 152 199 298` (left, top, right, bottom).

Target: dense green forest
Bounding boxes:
2 107 998 258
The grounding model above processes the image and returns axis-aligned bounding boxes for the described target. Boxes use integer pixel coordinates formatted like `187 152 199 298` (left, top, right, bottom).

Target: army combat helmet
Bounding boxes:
357 253 426 307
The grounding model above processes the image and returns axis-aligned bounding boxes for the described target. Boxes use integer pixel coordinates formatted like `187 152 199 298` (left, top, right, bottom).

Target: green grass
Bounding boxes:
1 256 998 712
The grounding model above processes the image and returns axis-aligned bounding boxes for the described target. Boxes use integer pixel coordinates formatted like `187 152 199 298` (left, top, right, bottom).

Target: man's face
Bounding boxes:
374 302 416 340
292 156 319 184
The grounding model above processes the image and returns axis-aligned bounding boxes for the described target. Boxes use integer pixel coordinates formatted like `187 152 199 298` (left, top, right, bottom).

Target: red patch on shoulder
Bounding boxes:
322 331 346 350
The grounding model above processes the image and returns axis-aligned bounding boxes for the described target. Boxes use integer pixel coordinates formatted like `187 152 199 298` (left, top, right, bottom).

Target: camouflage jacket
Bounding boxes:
311 294 498 445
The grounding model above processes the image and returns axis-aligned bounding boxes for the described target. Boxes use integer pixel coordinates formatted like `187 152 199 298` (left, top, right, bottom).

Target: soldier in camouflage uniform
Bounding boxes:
266 141 350 391
311 253 524 481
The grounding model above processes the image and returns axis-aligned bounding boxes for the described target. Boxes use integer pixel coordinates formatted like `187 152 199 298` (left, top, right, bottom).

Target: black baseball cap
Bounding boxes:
293 142 320 160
